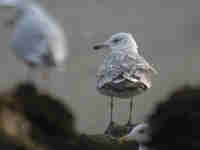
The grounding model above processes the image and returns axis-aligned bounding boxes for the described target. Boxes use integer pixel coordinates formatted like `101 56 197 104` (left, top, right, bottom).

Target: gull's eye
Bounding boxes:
113 38 122 44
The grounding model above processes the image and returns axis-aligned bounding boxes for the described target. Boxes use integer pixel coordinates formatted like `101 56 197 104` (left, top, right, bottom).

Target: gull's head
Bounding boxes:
0 0 38 27
0 0 26 9
0 0 20 27
119 123 151 144
93 32 138 53
0 0 38 12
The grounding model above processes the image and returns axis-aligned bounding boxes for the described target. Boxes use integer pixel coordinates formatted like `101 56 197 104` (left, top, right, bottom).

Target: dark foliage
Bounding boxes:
148 85 200 150
0 81 137 150
13 82 77 150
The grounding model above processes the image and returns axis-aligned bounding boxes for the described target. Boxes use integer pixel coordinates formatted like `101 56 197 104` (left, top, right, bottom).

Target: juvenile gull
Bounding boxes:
93 32 157 135
0 0 68 81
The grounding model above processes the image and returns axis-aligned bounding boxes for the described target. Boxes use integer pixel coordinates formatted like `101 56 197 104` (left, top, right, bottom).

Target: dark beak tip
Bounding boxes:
93 45 102 50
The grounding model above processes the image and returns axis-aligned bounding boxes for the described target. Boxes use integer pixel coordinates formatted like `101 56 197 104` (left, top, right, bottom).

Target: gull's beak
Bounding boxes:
119 137 125 144
119 136 130 144
119 135 137 144
93 41 109 50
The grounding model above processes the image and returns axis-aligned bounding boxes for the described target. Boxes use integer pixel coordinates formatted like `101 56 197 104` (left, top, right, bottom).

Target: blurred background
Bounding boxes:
0 0 199 134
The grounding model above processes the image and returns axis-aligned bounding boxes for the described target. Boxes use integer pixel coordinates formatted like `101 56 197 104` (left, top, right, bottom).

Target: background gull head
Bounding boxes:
93 32 138 53
0 0 40 27
119 123 151 144
0 0 37 9
0 0 22 8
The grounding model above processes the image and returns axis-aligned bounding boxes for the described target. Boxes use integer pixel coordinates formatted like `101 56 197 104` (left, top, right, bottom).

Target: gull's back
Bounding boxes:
98 48 153 83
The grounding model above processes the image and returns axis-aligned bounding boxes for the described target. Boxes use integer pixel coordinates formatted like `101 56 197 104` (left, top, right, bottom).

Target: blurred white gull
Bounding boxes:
0 0 68 81
93 32 157 135
119 123 151 150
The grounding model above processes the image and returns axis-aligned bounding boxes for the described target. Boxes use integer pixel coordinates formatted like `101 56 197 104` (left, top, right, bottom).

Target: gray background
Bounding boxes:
0 0 200 134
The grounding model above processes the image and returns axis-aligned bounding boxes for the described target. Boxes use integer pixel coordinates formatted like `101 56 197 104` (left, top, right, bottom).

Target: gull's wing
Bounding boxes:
97 51 138 87
97 51 157 88
128 53 158 75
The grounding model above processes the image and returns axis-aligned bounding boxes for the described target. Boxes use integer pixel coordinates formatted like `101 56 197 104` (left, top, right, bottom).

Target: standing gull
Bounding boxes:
93 32 157 135
0 0 68 81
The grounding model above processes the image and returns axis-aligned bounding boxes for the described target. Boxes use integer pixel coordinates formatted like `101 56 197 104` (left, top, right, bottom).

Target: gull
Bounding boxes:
0 0 68 81
119 123 151 150
93 32 157 135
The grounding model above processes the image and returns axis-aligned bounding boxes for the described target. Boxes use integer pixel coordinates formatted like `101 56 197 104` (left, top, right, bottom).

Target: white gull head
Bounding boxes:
0 0 35 9
93 32 138 54
119 123 151 146
0 0 42 27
